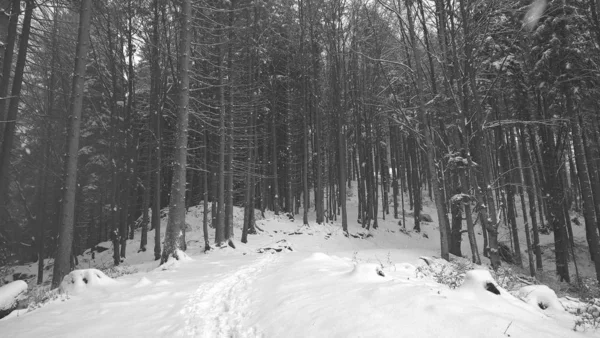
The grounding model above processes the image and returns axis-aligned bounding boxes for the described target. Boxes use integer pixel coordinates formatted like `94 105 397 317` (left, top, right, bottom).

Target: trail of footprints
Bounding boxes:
177 254 277 338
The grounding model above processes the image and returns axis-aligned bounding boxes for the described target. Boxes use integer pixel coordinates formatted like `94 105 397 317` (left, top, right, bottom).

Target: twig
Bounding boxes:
504 321 513 336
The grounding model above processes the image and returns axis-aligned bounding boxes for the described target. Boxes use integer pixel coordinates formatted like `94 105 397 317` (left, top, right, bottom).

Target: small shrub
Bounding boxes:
572 298 600 332
490 266 529 291
25 286 65 312
415 257 475 289
101 265 138 279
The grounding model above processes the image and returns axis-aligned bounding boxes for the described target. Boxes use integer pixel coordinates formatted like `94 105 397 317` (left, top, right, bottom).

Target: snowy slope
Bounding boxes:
0 186 598 337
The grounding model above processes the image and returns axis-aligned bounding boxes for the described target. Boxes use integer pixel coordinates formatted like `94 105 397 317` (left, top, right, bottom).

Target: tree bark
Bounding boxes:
514 128 535 276
51 0 92 289
0 0 32 215
215 29 226 246
203 130 211 252
0 0 18 146
151 0 162 261
521 127 542 270
0 0 11 75
161 0 191 263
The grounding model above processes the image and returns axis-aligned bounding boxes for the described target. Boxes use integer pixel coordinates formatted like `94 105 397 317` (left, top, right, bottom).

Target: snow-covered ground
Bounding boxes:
1 185 599 337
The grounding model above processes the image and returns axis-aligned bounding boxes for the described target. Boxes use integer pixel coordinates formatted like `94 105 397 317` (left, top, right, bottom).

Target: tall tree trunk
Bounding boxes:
224 0 236 241
338 116 347 233
272 113 280 215
540 125 570 281
36 160 48 285
51 0 92 289
107 10 121 267
203 131 211 252
408 137 420 232
521 127 542 271
405 0 449 258
581 119 600 236
151 0 162 261
514 128 535 276
139 142 151 252
0 0 11 75
302 93 310 226
215 31 226 246
0 0 18 146
450 173 463 257
499 127 522 266
0 0 31 223
161 0 191 263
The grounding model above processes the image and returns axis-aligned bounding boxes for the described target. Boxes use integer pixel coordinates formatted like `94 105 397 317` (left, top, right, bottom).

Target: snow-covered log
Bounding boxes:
0 280 27 319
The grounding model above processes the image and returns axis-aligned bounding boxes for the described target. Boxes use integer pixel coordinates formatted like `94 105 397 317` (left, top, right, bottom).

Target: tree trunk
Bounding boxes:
302 98 310 226
405 0 449 257
140 143 151 252
160 0 191 263
0 0 18 146
0 0 11 75
0 0 32 223
408 137 420 232
514 128 535 276
338 123 348 233
203 131 211 252
450 172 462 257
517 127 542 271
151 0 162 261
215 32 226 246
499 128 522 266
272 114 280 216
540 128 570 282
51 0 92 289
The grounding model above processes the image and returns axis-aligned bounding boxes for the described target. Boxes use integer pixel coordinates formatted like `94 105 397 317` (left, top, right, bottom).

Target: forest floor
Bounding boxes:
1 185 600 337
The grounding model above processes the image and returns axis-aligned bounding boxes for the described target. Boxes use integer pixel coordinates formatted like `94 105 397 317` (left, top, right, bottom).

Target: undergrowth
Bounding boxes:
101 264 139 279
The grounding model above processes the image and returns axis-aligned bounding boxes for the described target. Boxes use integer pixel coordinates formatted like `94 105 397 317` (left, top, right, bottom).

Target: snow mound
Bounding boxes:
459 270 502 295
59 269 117 294
175 249 192 261
160 250 193 271
308 252 333 261
517 285 564 312
133 277 152 288
0 280 27 312
345 263 387 280
391 263 417 278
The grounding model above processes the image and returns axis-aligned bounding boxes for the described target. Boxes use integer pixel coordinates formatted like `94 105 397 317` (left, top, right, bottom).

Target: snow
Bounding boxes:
517 285 564 312
524 0 547 31
0 184 598 337
59 269 118 295
460 270 502 295
0 280 27 311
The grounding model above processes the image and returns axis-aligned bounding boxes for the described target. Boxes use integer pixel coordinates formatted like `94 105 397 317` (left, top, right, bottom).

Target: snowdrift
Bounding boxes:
0 280 27 319
252 252 582 338
59 269 117 295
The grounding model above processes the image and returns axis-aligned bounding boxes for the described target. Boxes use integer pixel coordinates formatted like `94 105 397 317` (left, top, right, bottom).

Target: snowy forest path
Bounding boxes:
176 253 278 337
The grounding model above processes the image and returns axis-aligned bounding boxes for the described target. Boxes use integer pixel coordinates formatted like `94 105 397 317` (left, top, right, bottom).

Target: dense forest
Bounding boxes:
0 0 598 289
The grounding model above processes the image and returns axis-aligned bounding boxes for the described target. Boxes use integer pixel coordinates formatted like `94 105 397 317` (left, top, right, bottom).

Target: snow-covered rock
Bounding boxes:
0 280 27 319
459 270 501 295
59 269 117 295
517 285 564 312
257 239 293 253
